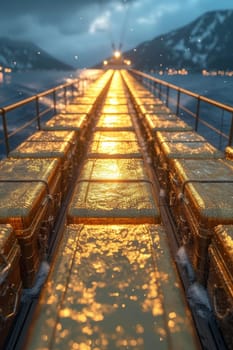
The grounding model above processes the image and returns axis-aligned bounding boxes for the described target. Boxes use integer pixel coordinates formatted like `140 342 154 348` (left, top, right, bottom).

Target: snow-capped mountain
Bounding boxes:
0 37 73 71
125 10 233 72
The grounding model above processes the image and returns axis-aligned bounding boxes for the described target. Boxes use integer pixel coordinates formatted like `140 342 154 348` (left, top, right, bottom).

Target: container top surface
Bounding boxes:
79 159 149 181
134 97 162 105
87 140 142 158
96 114 133 129
156 131 206 143
73 97 97 104
59 104 93 114
141 105 172 114
146 116 192 132
140 105 172 115
101 105 129 114
161 140 223 159
92 131 138 142
104 97 128 105
28 130 76 143
9 140 70 158
24 223 199 350
43 114 87 130
68 180 159 221
0 158 59 179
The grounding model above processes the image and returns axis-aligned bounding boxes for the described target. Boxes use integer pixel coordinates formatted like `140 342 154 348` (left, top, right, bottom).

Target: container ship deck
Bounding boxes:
1 69 233 349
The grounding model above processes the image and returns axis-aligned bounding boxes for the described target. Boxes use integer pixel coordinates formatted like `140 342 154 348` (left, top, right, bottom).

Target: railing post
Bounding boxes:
71 83 75 99
166 85 170 107
228 113 233 146
1 108 10 156
53 90 57 114
195 97 201 131
64 86 67 106
176 89 181 116
36 96 41 130
159 83 162 100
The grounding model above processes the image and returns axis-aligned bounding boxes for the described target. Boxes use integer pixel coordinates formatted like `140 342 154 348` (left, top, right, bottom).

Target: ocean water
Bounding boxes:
153 73 233 106
150 73 233 149
0 70 79 106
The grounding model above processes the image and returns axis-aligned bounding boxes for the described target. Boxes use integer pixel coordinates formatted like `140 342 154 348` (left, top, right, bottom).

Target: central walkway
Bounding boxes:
24 71 200 350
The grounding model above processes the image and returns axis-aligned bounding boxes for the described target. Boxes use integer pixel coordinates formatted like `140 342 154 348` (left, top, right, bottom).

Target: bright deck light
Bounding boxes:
114 50 121 59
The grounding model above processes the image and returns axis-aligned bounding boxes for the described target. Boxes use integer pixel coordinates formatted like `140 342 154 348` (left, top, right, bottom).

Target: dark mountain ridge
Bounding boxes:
0 37 73 71
124 10 233 72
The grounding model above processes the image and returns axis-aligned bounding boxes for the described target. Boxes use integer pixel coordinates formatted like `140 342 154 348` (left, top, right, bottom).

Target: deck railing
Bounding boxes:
0 74 97 158
131 69 233 150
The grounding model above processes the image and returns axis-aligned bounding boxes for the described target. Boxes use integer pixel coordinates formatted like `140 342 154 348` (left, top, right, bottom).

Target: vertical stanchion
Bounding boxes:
64 86 67 106
36 96 41 130
53 90 57 114
1 109 10 156
228 112 233 146
166 85 170 107
195 97 201 131
176 89 181 116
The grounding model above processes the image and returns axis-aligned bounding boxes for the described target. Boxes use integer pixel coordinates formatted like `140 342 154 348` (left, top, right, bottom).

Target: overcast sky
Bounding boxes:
1 0 233 67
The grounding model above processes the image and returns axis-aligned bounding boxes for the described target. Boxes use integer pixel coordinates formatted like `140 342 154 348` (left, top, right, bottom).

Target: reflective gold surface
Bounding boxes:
157 131 205 143
79 159 149 181
161 141 223 159
25 224 199 350
96 114 133 130
92 131 137 142
101 105 129 114
73 97 97 105
146 115 192 132
214 225 233 270
9 141 70 158
28 130 76 143
68 181 159 224
43 114 87 130
87 141 142 158
134 97 162 106
225 146 233 160
60 104 93 114
104 97 128 105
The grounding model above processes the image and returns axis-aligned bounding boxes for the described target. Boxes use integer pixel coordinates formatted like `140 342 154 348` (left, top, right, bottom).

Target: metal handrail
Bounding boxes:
0 78 84 157
131 69 233 148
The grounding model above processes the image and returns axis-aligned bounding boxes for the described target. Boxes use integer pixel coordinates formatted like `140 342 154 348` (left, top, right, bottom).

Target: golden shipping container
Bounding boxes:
169 158 233 284
67 180 160 224
0 158 62 287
